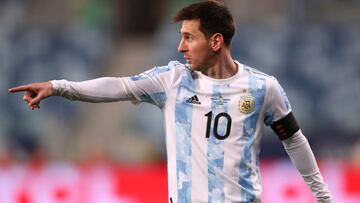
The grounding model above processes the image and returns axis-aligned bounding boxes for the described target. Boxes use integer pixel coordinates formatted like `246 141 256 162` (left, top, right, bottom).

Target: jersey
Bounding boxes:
51 60 292 203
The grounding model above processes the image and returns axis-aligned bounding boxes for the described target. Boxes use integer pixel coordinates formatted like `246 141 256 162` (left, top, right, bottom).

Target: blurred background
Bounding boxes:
1 0 360 202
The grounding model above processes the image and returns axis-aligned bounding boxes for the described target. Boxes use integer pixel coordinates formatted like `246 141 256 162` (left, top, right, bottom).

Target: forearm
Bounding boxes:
50 77 136 103
282 131 332 202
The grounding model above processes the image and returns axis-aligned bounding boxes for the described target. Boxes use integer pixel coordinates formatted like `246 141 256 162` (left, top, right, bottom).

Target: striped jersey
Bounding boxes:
129 61 291 203
52 60 292 203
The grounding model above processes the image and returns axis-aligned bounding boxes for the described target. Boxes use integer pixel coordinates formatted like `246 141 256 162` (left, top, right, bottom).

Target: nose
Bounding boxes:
177 39 187 53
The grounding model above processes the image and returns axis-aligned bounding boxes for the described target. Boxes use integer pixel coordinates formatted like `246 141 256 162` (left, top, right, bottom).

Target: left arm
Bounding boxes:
282 129 332 202
265 77 332 202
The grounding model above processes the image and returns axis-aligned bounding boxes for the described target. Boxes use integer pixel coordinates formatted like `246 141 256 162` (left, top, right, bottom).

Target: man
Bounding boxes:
9 1 332 202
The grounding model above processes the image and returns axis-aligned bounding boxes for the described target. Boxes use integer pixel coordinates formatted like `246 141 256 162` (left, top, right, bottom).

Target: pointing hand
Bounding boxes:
9 82 53 110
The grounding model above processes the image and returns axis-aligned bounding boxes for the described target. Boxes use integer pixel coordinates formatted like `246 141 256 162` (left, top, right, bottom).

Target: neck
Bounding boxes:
202 50 237 79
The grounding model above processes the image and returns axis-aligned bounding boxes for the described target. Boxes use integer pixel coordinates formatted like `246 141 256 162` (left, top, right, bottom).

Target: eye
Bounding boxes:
184 34 192 41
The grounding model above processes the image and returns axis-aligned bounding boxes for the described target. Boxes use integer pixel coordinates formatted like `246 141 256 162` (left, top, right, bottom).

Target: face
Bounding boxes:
178 20 215 71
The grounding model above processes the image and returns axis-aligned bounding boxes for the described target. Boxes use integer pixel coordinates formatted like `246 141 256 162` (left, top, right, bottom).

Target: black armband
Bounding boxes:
270 112 300 140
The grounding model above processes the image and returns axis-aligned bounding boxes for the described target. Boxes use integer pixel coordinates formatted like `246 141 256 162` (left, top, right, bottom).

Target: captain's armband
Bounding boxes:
270 112 300 140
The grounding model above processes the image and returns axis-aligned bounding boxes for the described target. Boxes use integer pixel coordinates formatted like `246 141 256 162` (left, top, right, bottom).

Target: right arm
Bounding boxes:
50 77 139 103
51 63 177 107
9 62 179 109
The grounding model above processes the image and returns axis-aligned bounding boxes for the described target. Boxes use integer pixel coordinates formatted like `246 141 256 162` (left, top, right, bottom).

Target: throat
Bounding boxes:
204 61 238 79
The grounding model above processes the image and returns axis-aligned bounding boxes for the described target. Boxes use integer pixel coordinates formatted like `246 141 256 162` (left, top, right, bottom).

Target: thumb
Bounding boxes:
29 92 44 106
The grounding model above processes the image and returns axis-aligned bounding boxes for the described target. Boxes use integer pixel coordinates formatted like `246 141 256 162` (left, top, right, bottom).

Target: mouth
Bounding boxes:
184 56 191 64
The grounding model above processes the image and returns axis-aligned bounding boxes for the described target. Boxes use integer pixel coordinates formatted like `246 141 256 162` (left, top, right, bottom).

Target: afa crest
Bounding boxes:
239 95 254 114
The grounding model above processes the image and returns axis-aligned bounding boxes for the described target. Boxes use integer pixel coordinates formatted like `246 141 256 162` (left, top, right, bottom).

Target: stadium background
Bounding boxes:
1 0 359 202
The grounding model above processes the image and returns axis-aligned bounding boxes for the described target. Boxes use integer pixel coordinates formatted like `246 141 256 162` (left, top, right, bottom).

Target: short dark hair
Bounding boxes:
173 0 235 47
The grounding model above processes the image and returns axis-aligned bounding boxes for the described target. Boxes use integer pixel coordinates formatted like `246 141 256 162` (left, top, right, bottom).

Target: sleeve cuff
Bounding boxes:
49 79 66 96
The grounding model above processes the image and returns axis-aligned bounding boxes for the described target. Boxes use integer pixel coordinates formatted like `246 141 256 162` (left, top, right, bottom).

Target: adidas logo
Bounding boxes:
186 95 201 104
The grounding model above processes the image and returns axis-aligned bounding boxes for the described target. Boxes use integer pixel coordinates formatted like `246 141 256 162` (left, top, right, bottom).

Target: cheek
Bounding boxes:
192 43 211 58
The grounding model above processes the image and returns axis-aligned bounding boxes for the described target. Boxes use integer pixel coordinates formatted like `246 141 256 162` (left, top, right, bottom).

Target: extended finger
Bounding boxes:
9 85 31 93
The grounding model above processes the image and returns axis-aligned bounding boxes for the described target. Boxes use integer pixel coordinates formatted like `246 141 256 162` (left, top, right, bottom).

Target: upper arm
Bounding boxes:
264 77 299 139
126 63 177 108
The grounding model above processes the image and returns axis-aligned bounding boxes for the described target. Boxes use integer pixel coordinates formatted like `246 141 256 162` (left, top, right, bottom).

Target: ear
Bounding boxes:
211 33 224 52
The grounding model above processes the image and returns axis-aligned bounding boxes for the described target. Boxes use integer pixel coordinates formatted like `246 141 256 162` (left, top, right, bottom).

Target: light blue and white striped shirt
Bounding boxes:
52 60 292 203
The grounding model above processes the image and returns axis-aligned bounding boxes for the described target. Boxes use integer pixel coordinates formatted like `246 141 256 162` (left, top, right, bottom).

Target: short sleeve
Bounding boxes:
264 77 292 126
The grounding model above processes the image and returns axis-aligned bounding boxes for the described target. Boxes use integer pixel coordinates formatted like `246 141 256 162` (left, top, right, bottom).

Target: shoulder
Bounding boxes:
242 64 290 103
241 63 279 88
168 60 193 77
167 61 198 88
141 60 188 75
168 60 190 72
129 61 187 81
242 64 272 79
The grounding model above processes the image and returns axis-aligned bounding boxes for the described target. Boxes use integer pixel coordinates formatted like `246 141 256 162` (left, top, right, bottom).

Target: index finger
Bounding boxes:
8 85 31 93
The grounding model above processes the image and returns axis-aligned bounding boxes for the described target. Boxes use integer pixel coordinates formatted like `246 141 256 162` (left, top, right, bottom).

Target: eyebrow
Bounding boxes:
180 31 192 36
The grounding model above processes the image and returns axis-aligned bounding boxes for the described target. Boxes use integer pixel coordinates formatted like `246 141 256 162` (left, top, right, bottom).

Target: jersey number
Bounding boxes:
205 111 232 140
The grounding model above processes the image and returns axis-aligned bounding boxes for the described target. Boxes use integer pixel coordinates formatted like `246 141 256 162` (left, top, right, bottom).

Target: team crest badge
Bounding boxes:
239 95 254 114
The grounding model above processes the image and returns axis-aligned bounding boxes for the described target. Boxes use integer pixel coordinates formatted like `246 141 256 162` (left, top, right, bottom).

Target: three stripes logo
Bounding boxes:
186 95 201 104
